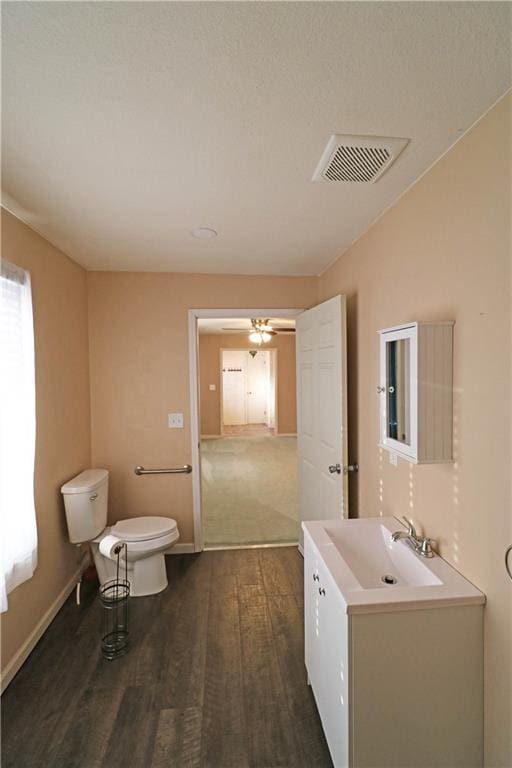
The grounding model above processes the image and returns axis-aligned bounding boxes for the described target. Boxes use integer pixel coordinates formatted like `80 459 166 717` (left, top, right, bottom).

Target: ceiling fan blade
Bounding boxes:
274 328 296 333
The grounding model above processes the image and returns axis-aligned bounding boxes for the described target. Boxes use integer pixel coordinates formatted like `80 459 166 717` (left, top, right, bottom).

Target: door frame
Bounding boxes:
188 308 302 551
220 347 278 432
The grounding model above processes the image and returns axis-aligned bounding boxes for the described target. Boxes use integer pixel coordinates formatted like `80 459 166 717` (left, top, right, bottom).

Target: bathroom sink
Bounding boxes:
302 516 485 613
324 518 442 588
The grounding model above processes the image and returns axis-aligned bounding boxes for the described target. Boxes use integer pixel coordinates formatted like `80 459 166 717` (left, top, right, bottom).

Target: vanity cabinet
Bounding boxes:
305 539 349 766
304 530 484 768
378 321 454 463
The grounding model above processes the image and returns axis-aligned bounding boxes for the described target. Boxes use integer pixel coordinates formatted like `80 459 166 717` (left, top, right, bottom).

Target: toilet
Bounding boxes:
61 468 179 596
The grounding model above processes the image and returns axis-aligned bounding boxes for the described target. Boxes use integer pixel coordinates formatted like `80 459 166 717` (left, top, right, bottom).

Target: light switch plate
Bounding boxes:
389 451 398 466
168 412 184 429
209 384 216 391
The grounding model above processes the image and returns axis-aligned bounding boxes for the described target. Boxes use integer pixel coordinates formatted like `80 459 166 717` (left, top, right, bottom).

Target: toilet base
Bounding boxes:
91 546 169 597
130 553 168 597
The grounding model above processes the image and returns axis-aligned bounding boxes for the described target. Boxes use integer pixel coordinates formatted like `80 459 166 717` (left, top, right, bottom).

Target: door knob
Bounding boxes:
328 464 341 474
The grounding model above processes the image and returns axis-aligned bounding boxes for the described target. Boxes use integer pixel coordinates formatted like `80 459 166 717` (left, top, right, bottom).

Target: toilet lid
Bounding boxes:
112 516 178 542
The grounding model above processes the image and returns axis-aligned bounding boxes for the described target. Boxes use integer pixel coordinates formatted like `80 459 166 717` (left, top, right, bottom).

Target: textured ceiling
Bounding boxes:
2 2 511 275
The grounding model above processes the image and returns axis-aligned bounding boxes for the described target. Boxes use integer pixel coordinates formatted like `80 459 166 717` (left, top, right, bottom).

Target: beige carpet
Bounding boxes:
201 436 298 546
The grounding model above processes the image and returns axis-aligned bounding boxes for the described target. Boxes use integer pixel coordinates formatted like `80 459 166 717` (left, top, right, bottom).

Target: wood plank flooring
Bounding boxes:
1 548 332 768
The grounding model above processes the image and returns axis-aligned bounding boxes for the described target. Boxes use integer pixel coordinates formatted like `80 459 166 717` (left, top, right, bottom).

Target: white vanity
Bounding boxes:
303 517 485 768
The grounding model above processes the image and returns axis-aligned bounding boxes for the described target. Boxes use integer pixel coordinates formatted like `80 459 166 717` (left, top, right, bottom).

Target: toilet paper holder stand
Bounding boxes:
99 542 130 661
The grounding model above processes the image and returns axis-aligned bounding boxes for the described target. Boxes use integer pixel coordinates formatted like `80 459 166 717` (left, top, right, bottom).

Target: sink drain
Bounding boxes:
381 574 398 585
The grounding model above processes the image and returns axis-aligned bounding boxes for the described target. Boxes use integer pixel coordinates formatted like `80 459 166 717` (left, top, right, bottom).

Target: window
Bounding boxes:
0 260 37 612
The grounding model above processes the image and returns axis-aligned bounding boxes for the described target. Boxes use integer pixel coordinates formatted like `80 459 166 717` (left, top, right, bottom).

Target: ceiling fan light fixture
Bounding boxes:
249 328 272 344
249 331 262 344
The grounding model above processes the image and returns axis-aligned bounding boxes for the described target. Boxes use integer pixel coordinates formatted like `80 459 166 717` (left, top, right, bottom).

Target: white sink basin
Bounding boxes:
323 518 442 589
302 516 485 613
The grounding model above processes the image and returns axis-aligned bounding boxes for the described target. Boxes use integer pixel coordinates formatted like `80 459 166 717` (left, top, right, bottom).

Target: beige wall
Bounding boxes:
0 209 91 675
319 94 511 767
87 273 316 541
199 333 297 436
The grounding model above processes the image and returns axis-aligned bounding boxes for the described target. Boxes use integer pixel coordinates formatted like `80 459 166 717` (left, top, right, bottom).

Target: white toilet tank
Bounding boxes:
61 468 109 543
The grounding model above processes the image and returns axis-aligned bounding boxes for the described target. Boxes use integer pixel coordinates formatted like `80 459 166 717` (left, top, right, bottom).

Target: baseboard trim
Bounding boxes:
169 543 196 554
204 542 298 552
1 565 82 694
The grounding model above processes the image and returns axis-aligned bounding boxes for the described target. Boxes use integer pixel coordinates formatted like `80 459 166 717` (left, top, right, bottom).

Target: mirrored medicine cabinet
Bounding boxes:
378 321 454 464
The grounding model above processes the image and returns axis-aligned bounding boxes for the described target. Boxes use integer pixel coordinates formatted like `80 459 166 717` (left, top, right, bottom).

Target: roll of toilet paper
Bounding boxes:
99 535 127 561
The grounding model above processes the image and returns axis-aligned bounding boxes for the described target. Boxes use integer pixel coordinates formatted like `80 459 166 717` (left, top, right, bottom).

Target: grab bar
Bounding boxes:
134 465 192 476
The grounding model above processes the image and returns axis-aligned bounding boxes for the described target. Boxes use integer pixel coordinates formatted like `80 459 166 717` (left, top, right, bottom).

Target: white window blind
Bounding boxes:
0 259 38 612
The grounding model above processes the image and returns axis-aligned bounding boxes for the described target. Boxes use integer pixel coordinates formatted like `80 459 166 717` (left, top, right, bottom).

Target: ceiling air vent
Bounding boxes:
312 134 408 183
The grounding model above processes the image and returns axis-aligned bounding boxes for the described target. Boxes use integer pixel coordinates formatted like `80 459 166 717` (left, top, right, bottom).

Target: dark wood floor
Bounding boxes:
2 548 332 768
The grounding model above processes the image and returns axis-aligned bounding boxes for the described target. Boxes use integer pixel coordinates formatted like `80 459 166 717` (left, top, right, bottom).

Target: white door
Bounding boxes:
247 351 268 423
296 295 348 537
267 349 276 428
222 350 246 425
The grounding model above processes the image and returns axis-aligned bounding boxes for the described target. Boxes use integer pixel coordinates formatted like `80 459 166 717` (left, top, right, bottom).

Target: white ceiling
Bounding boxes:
2 2 511 276
198 317 296 335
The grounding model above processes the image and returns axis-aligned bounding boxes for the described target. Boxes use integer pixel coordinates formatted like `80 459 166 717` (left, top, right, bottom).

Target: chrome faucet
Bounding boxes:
391 517 435 558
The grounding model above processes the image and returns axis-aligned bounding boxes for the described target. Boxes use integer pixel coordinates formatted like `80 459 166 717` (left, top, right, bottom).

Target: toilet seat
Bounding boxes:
95 517 180 569
112 516 178 542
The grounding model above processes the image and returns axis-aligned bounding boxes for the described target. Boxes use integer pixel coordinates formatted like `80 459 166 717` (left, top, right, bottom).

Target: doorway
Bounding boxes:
190 310 301 550
221 348 277 436
188 299 349 553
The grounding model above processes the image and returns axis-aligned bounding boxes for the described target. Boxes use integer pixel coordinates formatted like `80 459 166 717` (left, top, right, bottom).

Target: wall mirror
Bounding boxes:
385 337 410 446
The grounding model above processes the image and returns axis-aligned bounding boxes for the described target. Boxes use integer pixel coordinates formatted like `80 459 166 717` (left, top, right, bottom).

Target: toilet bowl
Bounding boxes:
93 516 179 597
61 468 180 597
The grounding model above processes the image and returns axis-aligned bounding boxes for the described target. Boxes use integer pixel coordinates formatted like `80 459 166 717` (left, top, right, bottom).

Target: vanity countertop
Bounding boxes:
302 516 485 614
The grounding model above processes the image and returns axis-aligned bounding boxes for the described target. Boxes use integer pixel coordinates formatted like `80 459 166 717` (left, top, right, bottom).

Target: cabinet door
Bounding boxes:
316 560 349 768
304 534 321 688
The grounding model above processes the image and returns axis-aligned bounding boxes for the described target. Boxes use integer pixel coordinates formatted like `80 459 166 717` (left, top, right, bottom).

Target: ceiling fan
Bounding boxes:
222 318 295 344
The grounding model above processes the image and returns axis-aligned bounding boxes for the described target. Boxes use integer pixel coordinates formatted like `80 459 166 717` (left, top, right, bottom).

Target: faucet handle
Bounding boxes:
418 537 436 558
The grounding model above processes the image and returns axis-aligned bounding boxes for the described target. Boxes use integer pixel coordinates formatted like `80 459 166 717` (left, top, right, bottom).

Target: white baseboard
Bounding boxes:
169 543 196 554
1 565 82 694
204 542 298 552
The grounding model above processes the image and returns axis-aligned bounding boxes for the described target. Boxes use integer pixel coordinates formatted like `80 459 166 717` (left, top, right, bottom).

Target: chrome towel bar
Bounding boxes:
134 465 192 476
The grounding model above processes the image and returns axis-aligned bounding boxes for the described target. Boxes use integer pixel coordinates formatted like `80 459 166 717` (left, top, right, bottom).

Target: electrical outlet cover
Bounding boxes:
168 413 184 429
